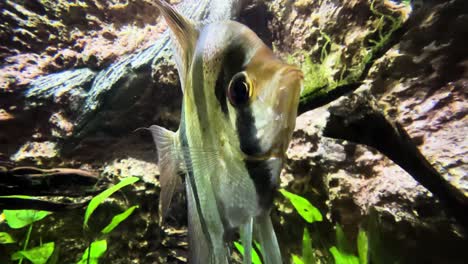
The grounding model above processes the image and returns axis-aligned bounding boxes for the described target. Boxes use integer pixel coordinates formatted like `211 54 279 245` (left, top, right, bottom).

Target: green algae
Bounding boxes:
295 0 408 106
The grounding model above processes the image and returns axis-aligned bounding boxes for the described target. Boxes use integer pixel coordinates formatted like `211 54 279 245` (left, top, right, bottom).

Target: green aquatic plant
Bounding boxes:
329 225 359 264
295 0 407 106
233 241 263 264
235 189 323 263
346 0 406 82
280 190 322 264
281 189 322 263
301 228 315 264
295 40 347 105
280 189 323 223
81 176 140 264
291 228 316 264
3 209 50 229
368 0 403 51
100 205 139 234
279 189 370 264
11 242 55 264
328 225 370 264
0 196 55 264
0 232 16 244
329 246 359 264
0 177 140 264
233 189 371 264
292 255 305 264
320 30 332 63
357 228 369 264
83 176 139 229
77 240 107 264
2 208 53 264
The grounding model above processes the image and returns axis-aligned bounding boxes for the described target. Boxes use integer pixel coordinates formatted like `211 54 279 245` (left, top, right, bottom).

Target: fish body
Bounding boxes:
150 1 303 263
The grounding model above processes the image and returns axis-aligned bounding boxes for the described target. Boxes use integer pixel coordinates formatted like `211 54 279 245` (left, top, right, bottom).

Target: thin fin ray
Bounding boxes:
148 125 182 224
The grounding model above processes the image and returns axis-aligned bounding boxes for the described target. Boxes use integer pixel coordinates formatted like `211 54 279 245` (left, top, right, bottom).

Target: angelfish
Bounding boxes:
150 1 303 263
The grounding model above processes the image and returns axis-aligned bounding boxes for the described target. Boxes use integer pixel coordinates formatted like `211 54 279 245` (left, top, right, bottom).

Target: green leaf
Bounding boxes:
254 240 262 255
302 228 315 264
0 232 16 244
84 176 139 229
11 242 55 264
0 195 35 199
292 254 305 264
357 229 368 264
77 240 107 264
279 189 322 223
335 225 351 253
234 241 263 264
47 243 60 264
3 210 51 229
101 205 138 234
330 225 360 264
329 246 360 264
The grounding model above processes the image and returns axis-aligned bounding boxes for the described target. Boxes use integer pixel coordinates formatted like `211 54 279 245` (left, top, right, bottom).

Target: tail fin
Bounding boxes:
148 125 182 224
255 213 282 264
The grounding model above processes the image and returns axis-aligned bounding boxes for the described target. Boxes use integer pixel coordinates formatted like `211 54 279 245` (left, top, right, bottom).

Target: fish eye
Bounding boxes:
227 72 252 107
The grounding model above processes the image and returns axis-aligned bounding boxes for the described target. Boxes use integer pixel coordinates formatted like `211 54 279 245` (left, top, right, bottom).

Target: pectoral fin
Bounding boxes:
154 0 198 92
241 217 254 264
255 213 282 264
148 125 182 224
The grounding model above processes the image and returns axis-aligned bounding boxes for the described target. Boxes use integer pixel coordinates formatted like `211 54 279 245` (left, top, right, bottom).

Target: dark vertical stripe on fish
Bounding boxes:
215 68 229 115
235 106 262 156
215 44 245 116
236 106 275 209
192 55 209 132
244 159 276 210
179 104 213 252
221 43 260 155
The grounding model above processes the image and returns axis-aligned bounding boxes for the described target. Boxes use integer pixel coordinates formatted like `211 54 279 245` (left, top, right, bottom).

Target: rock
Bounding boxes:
0 0 164 90
11 141 59 164
0 109 14 122
2 0 249 160
25 68 95 111
49 112 74 138
275 0 467 263
369 1 468 197
102 157 160 187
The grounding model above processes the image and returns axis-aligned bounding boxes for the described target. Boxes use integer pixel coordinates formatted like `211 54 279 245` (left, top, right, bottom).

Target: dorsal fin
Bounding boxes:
154 0 199 92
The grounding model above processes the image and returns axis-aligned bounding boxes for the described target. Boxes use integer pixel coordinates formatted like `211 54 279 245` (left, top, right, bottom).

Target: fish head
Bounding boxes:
243 58 303 158
220 25 303 163
214 23 303 207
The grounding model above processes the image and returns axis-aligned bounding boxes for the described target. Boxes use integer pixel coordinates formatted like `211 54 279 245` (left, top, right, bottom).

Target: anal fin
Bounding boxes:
148 125 183 224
